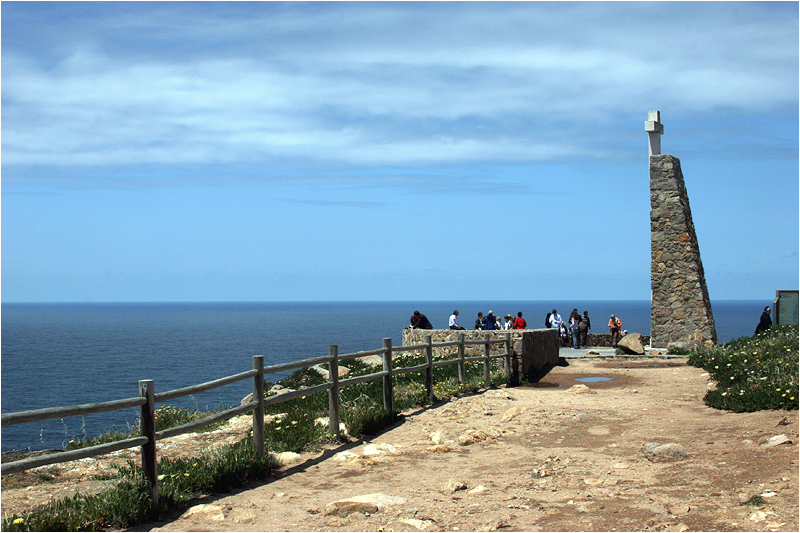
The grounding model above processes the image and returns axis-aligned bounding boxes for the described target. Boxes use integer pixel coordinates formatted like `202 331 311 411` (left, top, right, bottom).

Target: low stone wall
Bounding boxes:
402 328 561 382
403 329 650 350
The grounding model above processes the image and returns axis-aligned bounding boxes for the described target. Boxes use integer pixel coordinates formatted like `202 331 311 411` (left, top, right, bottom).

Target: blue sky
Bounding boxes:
2 1 798 303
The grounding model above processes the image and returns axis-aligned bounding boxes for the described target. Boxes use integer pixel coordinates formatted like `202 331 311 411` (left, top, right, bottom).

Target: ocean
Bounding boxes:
1 300 765 453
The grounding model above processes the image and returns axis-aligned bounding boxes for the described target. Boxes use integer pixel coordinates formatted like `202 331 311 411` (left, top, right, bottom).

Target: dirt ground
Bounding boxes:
3 357 798 532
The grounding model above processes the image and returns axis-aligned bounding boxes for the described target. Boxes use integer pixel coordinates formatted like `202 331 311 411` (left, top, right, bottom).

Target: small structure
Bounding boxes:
774 290 799 326
648 111 718 349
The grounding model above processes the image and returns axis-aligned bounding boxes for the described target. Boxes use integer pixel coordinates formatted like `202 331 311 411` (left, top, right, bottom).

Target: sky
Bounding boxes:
1 1 798 303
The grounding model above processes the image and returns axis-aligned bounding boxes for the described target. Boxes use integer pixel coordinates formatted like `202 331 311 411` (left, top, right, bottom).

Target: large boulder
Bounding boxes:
618 333 645 355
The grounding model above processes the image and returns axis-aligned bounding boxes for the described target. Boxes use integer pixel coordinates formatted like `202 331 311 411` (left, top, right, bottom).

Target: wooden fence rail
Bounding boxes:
1 333 512 503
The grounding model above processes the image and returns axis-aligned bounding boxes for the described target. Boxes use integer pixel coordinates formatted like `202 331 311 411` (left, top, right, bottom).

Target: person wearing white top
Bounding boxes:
449 310 465 330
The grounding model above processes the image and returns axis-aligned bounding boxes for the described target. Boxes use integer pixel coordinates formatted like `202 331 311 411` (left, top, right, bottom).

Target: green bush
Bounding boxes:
687 325 798 412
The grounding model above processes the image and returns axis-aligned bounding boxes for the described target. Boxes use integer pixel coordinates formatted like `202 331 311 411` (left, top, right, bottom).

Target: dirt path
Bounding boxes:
3 357 798 532
140 357 798 532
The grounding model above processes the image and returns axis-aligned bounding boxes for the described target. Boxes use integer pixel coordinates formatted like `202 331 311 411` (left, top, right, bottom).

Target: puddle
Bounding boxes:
575 377 613 383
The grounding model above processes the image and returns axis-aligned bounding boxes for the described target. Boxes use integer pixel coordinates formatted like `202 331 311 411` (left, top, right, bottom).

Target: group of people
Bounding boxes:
468 310 527 331
545 309 593 349
408 308 625 349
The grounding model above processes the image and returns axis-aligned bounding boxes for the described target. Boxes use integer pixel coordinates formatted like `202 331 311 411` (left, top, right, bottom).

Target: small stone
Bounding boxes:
566 384 595 394
747 510 767 522
443 479 468 492
468 485 488 494
273 451 303 465
641 442 687 462
761 434 792 447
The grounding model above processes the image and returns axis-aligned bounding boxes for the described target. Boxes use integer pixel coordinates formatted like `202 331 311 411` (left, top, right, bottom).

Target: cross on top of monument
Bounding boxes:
645 110 664 156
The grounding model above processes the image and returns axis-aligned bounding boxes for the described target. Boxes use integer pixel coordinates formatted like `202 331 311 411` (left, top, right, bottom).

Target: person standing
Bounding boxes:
449 310 465 330
484 310 498 330
754 306 772 335
569 309 581 349
608 314 622 347
549 309 563 329
580 311 591 346
514 312 527 330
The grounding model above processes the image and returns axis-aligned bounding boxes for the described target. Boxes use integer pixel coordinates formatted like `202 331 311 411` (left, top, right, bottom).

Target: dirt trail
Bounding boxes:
4 357 798 532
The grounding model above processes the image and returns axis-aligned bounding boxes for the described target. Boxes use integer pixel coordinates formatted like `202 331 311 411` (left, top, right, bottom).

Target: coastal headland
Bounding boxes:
3 357 797 532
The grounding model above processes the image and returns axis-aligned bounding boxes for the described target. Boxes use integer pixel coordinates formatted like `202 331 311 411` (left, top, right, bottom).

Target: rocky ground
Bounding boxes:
3 357 798 532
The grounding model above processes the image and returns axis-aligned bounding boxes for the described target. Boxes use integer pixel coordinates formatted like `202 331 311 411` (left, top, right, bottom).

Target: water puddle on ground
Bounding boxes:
575 376 613 383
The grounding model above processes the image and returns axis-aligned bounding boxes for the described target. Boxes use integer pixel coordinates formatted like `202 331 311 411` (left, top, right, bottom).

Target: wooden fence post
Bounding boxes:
382 338 394 413
138 379 158 503
252 356 265 457
424 334 434 401
483 333 491 383
328 345 340 438
457 333 466 386
504 333 512 378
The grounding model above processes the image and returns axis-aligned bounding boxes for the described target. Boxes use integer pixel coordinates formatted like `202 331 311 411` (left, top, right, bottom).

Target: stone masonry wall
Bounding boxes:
402 329 649 351
650 154 717 349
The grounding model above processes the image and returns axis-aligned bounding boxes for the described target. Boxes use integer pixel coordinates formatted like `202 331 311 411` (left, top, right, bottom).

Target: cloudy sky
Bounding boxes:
2 1 798 303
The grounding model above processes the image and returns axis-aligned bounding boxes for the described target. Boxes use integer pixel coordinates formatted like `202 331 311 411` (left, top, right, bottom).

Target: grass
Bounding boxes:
687 325 799 412
2 350 507 531
2 438 276 532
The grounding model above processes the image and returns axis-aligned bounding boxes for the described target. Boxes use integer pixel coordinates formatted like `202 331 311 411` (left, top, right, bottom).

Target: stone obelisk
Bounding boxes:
647 111 718 349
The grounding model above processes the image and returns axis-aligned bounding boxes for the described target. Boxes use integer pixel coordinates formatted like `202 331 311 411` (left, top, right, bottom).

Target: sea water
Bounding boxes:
0 300 764 452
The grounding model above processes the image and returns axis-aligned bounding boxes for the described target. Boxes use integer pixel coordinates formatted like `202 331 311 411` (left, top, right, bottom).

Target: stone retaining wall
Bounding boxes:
402 329 650 351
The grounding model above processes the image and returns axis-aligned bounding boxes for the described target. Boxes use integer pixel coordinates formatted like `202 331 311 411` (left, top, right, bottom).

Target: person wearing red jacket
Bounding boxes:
608 314 622 347
513 312 527 329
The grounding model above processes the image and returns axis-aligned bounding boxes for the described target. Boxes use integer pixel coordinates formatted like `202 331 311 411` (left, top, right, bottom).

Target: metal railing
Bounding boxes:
1 333 512 502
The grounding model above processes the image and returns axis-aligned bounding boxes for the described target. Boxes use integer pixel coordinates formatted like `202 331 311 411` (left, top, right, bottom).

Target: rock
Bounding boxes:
468 485 488 494
240 393 254 405
325 501 378 517
566 384 595 394
332 451 360 462
650 349 662 355
310 365 351 380
478 518 510 531
363 443 400 455
383 519 426 532
641 442 687 462
273 451 303 465
313 417 349 436
268 384 295 395
761 434 792 447
181 504 226 521
429 429 455 445
443 479 467 492
500 406 523 422
585 350 600 355
357 355 384 367
458 434 476 446
325 493 406 517
618 333 645 355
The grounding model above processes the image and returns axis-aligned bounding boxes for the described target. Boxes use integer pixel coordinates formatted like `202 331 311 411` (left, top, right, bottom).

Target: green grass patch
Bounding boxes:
2 438 276 532
687 325 799 412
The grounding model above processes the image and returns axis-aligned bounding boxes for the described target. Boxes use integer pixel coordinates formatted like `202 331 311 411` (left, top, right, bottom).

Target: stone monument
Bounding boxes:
647 111 718 349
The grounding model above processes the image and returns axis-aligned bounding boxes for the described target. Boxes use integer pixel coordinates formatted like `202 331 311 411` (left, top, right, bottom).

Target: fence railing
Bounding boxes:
1 333 512 502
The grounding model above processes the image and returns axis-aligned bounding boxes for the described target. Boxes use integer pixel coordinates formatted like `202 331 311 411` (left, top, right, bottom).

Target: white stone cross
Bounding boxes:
644 110 664 156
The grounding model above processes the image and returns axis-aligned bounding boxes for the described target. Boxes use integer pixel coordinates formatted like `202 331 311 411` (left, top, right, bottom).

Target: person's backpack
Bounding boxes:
578 320 587 331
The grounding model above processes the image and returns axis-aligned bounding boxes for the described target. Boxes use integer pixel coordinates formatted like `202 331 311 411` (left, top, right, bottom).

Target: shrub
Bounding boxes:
688 325 798 412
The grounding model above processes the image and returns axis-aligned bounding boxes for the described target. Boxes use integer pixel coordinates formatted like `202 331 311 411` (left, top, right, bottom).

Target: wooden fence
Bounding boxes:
1 333 512 503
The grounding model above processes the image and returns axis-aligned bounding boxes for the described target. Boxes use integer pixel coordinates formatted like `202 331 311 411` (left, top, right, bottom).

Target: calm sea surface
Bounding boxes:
1 300 764 452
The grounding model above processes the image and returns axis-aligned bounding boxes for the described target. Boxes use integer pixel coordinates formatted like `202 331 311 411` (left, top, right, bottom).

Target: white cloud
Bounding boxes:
2 2 796 174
